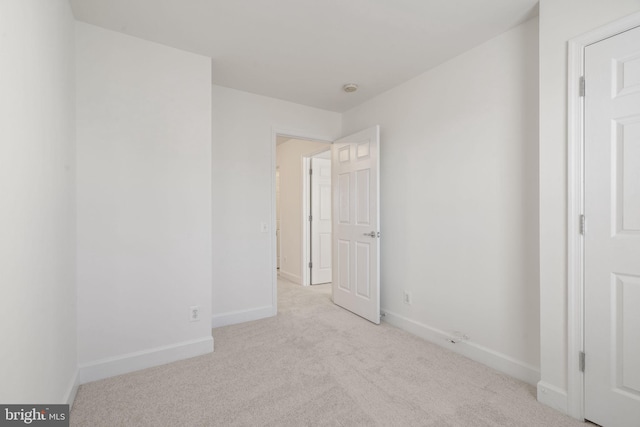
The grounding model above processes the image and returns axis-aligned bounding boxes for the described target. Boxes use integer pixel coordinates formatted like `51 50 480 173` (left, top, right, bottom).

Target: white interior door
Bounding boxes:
311 155 332 284
332 126 380 324
584 25 640 427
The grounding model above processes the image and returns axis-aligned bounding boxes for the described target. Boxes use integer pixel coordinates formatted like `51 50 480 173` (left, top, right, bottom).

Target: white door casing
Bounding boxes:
311 156 332 284
332 126 380 324
276 168 281 270
584 25 640 427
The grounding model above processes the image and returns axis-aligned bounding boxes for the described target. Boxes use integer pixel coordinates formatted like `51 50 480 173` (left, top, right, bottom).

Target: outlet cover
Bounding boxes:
403 291 412 304
189 306 200 322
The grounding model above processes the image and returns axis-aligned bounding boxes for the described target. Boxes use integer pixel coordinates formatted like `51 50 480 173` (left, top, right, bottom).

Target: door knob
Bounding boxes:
363 231 376 237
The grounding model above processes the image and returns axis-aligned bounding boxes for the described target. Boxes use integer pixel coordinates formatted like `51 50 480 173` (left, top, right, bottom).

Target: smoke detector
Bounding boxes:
343 83 358 93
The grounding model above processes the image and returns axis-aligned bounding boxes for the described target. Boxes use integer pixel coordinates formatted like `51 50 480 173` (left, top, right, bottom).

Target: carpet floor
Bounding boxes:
70 278 585 426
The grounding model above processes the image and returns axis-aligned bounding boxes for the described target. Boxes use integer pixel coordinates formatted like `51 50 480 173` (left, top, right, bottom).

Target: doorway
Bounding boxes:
583 24 640 427
567 13 640 426
275 135 331 286
271 126 381 325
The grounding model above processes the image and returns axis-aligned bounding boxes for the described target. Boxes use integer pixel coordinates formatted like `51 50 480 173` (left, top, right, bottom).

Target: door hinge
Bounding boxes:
308 262 312 268
309 168 313 175
579 76 585 97
309 215 312 222
579 351 585 372
580 214 586 235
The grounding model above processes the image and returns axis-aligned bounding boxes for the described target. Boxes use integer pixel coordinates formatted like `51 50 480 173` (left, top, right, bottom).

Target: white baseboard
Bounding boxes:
382 310 540 386
278 270 301 285
211 305 274 328
79 336 214 384
537 381 568 414
64 368 79 408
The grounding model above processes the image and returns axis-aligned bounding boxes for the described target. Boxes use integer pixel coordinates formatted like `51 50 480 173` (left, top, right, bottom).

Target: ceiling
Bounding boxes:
70 0 538 113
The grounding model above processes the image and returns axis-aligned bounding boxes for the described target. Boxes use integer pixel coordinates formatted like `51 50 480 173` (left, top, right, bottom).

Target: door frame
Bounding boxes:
566 10 640 420
302 148 332 286
276 166 281 271
271 128 334 307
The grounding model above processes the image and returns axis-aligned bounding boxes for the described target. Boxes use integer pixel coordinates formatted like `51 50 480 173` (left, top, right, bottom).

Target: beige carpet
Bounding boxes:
71 278 585 426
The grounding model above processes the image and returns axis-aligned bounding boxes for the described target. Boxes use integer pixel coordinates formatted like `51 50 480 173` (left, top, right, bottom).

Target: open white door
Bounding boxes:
584 25 640 427
310 155 332 284
332 126 380 324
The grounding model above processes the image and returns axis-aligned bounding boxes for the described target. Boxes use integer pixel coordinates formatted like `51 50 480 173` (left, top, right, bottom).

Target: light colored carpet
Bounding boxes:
71 278 585 426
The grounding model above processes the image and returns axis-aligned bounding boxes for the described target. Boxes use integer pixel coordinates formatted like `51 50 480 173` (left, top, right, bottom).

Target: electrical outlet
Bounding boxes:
403 291 412 304
452 330 470 340
189 306 200 322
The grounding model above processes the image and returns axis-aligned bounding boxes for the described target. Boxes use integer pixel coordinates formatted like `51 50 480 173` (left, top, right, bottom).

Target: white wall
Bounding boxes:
212 86 341 327
342 18 540 384
276 139 330 284
538 0 640 413
76 23 213 382
0 0 77 403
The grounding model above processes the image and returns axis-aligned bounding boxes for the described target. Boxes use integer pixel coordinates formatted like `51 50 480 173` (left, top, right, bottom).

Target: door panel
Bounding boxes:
356 169 371 225
584 25 640 427
332 126 380 324
616 118 640 232
355 242 371 298
338 174 350 223
337 239 350 291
